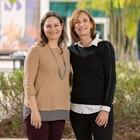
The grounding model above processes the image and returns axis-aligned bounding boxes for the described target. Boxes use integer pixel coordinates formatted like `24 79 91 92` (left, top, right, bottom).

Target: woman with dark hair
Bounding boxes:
23 11 70 140
69 9 116 140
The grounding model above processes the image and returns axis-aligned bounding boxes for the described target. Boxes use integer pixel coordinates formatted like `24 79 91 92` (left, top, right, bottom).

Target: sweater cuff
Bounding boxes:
101 106 111 112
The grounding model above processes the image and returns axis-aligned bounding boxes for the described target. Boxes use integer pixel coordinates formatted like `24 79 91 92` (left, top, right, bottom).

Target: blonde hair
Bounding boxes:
70 9 96 43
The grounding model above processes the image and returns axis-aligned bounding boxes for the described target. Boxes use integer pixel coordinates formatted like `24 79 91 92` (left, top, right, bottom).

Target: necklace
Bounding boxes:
47 44 66 80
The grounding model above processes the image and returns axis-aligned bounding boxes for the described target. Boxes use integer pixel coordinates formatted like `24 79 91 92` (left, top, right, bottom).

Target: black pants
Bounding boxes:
24 115 65 140
70 108 114 140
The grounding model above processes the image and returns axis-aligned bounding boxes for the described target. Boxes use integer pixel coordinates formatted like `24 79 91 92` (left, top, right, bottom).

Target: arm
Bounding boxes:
28 96 41 129
23 46 41 129
102 41 116 107
96 41 116 127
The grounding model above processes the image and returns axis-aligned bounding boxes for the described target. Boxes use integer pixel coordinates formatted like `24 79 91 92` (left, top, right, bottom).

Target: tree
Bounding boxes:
8 0 17 4
77 0 140 61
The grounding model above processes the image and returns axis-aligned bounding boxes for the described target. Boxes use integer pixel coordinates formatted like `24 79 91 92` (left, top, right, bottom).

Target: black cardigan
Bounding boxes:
68 41 116 107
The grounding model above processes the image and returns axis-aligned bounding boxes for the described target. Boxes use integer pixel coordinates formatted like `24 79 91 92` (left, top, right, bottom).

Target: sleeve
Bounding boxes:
102 41 116 107
23 45 40 98
101 105 111 112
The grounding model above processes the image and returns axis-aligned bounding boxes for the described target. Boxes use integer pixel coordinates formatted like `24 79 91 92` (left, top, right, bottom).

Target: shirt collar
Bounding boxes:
74 34 102 47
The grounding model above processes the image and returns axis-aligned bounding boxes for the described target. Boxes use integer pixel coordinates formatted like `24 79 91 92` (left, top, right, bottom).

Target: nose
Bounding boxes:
50 26 55 30
79 22 83 26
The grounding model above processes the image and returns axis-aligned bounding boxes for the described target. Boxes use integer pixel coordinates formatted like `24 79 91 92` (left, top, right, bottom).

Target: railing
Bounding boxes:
0 56 24 72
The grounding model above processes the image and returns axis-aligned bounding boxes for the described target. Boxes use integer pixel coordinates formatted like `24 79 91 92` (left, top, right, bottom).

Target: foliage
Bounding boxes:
77 0 140 39
0 69 24 137
77 0 140 61
0 63 140 138
114 61 140 128
8 0 17 4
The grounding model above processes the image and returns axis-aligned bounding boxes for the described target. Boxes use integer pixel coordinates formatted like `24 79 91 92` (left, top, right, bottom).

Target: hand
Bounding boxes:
31 110 42 129
95 110 109 127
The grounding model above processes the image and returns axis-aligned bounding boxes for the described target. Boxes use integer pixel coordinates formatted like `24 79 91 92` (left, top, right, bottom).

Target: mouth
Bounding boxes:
79 27 87 31
50 32 59 35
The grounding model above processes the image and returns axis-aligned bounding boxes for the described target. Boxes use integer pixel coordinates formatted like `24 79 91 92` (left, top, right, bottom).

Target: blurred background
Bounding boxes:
0 0 140 62
0 0 140 140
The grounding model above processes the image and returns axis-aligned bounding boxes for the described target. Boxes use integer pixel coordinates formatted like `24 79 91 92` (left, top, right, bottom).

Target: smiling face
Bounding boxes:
74 12 93 37
43 16 63 41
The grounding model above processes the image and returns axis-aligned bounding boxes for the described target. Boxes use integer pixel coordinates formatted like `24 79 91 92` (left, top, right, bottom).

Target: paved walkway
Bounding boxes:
0 139 28 140
0 138 75 140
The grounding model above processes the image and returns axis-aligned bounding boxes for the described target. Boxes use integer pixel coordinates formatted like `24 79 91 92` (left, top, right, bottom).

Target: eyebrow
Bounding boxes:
75 18 88 21
45 22 60 25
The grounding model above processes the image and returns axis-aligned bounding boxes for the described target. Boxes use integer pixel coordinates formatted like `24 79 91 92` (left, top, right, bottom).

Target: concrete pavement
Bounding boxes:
0 139 28 140
0 138 75 140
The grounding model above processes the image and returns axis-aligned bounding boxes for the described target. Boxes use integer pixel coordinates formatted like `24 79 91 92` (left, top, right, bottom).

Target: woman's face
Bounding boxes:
74 12 92 37
43 16 63 41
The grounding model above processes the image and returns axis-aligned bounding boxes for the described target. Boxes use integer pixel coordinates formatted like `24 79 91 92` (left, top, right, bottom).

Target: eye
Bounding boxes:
83 19 88 22
46 25 51 28
54 24 59 27
75 20 80 24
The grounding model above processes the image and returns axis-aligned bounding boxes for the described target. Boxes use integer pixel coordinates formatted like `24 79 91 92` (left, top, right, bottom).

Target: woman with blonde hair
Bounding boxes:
69 9 116 140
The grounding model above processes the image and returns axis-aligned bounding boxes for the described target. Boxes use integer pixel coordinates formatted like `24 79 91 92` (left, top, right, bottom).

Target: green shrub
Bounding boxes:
114 61 140 129
0 62 140 138
0 68 24 137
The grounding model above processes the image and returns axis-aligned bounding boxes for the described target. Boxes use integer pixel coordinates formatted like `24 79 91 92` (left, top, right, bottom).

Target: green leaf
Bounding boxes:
8 0 17 4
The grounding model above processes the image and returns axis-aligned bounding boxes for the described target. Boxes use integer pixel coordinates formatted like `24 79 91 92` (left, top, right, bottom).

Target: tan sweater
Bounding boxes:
23 43 70 111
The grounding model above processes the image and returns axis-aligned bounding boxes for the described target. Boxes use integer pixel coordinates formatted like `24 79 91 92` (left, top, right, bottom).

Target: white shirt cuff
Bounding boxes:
101 106 111 112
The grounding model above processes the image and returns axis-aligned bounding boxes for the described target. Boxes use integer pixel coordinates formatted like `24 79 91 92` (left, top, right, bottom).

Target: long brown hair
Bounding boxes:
70 9 96 43
37 11 68 53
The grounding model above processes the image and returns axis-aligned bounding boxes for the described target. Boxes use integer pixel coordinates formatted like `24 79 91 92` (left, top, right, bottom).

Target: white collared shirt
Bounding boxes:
75 33 102 47
71 34 111 114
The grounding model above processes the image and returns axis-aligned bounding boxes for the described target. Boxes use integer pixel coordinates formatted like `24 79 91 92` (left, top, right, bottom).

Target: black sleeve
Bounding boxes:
102 41 116 107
